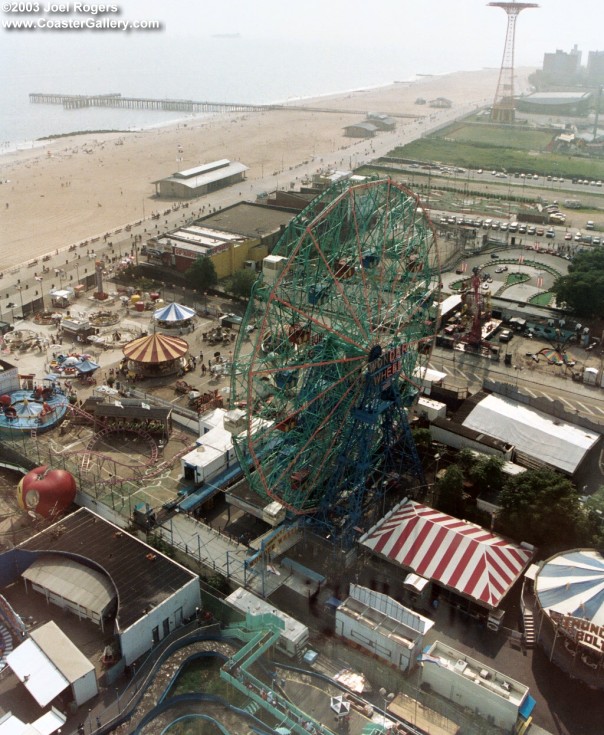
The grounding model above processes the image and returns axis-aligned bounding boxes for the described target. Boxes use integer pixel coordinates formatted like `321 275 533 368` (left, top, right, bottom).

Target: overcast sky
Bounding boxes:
138 0 602 65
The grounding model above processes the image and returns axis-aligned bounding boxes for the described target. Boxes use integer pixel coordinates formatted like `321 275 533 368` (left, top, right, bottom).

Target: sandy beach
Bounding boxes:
0 69 504 269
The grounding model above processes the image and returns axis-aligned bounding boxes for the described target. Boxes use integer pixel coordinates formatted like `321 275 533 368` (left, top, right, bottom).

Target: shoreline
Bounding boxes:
0 68 503 270
0 75 426 157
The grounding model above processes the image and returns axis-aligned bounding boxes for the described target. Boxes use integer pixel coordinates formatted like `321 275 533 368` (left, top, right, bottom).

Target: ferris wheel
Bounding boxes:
230 178 440 542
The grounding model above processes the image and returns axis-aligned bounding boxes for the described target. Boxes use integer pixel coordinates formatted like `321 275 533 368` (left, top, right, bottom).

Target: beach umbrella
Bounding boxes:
123 332 189 364
153 302 195 322
330 695 351 717
74 359 100 374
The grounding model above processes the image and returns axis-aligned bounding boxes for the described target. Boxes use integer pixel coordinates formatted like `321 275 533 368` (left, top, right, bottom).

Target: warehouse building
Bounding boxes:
153 159 248 199
145 202 298 277
10 508 201 665
459 392 600 477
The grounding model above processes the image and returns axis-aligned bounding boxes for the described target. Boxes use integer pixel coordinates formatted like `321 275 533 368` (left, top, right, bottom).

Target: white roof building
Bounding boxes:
461 393 600 475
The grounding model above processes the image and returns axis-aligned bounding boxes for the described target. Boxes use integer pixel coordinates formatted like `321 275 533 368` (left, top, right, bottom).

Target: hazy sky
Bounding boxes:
137 0 602 65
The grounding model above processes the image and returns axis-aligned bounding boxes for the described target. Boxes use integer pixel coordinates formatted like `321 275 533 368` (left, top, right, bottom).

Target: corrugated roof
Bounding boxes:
154 161 248 189
18 509 197 632
23 556 114 620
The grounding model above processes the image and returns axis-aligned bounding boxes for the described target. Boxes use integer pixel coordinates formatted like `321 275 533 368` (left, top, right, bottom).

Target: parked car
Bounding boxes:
499 329 513 343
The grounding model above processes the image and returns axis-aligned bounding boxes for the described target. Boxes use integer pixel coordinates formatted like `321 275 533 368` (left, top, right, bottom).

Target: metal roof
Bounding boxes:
6 637 69 707
154 161 248 189
174 159 231 179
462 393 600 475
22 556 115 620
18 508 198 632
30 621 95 682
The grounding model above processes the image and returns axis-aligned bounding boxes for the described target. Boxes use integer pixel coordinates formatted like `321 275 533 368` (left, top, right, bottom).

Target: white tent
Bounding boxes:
153 302 195 322
462 393 599 474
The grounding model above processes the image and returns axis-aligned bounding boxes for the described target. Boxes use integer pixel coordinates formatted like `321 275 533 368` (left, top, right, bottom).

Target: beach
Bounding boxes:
0 68 504 269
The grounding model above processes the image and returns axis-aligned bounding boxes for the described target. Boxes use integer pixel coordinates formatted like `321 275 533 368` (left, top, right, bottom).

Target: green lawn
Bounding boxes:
445 123 553 151
506 272 530 285
388 121 604 180
529 291 555 306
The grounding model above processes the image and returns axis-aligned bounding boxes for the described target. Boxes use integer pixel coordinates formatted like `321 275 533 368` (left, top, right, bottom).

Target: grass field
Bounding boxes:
389 121 604 180
444 122 553 151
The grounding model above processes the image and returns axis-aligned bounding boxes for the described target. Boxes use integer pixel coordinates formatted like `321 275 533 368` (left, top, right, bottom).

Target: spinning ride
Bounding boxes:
230 178 440 543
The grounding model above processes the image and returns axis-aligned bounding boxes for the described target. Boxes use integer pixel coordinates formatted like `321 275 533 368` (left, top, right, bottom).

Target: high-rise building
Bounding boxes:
587 50 604 84
543 45 581 83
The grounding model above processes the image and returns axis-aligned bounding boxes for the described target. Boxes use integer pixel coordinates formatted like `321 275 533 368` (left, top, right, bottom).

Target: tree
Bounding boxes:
552 250 604 318
411 427 433 453
467 454 505 498
185 256 218 291
435 464 465 517
228 268 258 299
497 468 592 551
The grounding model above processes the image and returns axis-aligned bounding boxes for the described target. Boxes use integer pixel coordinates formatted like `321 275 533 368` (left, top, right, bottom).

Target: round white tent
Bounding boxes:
153 302 195 323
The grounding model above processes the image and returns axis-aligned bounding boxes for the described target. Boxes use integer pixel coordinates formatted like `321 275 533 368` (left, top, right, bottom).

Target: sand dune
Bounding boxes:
0 69 504 269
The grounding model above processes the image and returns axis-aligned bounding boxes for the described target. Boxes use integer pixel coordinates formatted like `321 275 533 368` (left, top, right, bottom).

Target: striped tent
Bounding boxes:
361 500 533 609
153 302 196 323
122 333 189 364
535 549 604 627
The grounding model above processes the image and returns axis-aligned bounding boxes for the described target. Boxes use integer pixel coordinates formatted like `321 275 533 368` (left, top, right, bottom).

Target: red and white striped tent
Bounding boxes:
360 500 534 609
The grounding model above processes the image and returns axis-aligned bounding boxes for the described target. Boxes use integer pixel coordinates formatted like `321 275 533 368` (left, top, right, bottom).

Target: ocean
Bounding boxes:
0 34 455 150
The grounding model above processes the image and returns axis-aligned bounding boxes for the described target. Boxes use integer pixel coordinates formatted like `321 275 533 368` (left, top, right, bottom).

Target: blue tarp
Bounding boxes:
519 693 536 720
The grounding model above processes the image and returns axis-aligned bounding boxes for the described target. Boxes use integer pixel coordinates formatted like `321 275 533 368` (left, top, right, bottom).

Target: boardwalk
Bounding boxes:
29 92 275 114
29 91 417 118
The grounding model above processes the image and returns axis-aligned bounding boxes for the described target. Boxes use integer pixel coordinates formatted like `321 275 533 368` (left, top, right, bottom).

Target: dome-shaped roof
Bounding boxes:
122 332 189 364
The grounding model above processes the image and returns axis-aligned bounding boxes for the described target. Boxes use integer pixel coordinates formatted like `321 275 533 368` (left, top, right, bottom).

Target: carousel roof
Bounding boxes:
153 302 195 322
535 549 604 627
123 332 189 364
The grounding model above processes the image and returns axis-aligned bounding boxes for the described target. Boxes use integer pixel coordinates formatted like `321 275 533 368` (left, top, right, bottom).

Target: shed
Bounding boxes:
226 587 308 657
335 584 433 672
343 122 377 138
7 621 98 707
153 159 249 199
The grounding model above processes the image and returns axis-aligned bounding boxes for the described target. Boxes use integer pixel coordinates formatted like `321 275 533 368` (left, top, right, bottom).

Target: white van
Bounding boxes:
586 221 595 230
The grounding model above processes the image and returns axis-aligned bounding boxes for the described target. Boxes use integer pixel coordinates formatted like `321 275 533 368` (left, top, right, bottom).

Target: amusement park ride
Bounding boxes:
229 178 441 547
461 266 493 348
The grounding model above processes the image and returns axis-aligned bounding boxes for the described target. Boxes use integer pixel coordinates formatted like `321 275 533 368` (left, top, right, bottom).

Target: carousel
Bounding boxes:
122 332 190 379
532 548 604 686
0 379 69 434
152 302 196 333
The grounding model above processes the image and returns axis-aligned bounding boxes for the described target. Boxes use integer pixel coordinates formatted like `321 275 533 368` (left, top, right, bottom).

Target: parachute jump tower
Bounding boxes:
489 1 539 124
230 178 441 548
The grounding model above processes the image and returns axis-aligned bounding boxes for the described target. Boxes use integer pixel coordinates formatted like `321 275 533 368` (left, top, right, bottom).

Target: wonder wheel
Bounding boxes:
230 178 440 543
